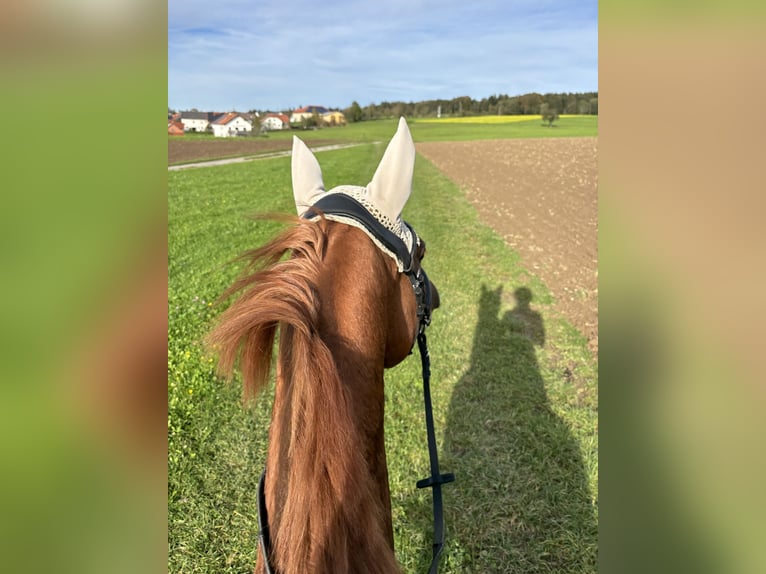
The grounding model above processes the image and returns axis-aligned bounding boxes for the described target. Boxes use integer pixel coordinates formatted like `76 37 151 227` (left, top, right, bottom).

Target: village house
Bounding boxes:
322 110 346 126
179 111 222 132
260 113 291 131
211 112 253 137
168 120 185 136
290 105 329 124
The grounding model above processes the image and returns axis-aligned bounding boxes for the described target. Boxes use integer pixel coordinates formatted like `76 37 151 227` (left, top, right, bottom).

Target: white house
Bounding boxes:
179 111 211 132
211 112 253 137
261 113 290 131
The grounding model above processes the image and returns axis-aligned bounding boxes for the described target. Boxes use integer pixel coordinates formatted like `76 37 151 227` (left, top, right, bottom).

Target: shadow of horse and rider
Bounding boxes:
404 284 597 573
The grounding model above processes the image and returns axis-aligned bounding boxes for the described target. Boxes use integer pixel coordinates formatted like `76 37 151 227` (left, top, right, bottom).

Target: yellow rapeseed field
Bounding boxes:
416 114 584 124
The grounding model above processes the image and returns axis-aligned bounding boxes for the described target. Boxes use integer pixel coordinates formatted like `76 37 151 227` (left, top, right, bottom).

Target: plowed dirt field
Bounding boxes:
417 137 598 354
168 138 342 165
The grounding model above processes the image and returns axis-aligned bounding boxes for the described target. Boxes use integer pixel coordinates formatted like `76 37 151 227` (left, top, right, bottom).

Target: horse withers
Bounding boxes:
207 118 439 574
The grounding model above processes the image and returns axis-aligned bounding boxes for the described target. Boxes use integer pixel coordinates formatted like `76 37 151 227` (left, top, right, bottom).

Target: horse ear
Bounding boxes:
291 136 325 216
367 117 415 222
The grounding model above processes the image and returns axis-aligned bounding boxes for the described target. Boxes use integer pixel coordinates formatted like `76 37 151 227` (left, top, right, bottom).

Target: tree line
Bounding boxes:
170 91 597 125
343 92 597 122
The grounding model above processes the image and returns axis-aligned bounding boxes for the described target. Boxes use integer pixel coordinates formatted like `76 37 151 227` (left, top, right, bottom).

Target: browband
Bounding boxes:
302 193 417 273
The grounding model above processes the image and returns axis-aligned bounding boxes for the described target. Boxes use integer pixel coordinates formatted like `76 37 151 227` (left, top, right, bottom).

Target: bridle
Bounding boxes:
257 194 454 573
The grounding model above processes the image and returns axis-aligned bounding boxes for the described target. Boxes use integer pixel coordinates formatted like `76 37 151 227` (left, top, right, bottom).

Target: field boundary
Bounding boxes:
168 141 377 171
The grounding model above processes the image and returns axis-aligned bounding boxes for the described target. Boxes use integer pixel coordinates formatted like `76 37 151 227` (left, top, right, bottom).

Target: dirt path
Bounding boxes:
417 137 598 354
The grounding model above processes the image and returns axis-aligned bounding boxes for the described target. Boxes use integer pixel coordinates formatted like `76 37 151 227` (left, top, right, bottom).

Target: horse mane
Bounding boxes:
206 215 400 573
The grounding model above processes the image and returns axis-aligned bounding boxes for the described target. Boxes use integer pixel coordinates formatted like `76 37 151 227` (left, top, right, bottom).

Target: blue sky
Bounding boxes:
168 0 597 112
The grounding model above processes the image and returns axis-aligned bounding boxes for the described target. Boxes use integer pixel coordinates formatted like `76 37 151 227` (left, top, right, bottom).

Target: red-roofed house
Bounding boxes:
261 113 290 131
168 120 185 136
211 112 253 137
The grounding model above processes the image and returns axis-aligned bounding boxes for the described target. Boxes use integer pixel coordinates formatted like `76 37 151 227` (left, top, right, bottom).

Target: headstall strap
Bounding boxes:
256 196 453 574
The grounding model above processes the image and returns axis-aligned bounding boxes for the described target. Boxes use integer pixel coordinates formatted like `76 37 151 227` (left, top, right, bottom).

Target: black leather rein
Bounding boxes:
256 194 453 573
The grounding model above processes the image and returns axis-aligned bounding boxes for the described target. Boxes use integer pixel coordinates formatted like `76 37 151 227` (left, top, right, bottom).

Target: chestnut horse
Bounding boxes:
208 118 439 573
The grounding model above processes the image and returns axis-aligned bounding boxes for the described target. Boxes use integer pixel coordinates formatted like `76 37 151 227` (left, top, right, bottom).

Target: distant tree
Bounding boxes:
565 93 578 114
589 97 598 115
520 93 542 114
301 113 319 129
452 96 471 117
540 103 559 127
346 101 363 122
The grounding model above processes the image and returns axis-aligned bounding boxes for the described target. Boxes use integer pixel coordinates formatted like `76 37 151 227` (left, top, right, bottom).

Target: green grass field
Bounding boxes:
169 131 598 572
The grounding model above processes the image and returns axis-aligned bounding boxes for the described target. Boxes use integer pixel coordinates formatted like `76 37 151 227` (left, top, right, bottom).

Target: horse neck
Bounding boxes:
264 225 400 574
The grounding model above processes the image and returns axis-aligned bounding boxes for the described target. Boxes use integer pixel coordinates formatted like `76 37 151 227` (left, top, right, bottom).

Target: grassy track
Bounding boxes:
169 141 598 572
